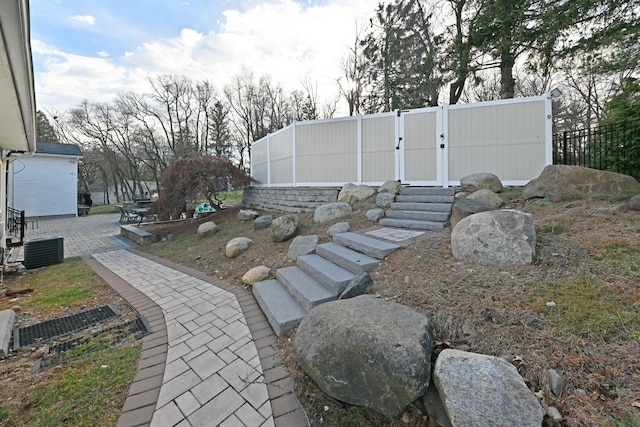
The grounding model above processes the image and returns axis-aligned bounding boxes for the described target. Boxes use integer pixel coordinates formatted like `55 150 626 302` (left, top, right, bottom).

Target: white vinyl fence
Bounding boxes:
251 94 553 188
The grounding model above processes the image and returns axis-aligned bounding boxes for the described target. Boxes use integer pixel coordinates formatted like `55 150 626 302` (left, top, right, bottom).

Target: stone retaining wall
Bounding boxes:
242 187 339 212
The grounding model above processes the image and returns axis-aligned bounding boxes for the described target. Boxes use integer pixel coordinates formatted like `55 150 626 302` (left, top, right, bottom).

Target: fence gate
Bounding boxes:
397 107 444 186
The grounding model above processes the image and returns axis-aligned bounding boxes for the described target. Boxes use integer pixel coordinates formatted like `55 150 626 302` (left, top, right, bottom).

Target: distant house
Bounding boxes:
8 142 83 217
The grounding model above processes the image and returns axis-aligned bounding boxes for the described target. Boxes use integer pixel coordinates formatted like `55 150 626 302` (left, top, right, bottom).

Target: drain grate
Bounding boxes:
13 304 120 350
36 316 151 371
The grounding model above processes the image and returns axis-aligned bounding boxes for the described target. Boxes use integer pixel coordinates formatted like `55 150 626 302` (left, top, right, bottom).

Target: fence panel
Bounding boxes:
361 113 396 183
296 118 358 185
269 128 294 185
447 99 548 185
553 120 640 180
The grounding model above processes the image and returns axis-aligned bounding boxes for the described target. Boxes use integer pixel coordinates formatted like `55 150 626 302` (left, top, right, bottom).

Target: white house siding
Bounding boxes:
8 155 78 217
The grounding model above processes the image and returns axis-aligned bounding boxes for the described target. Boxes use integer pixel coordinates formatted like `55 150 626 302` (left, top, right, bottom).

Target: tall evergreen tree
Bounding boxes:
35 110 60 142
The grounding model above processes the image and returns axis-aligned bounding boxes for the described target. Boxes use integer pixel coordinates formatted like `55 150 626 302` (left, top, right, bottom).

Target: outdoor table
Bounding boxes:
131 208 150 225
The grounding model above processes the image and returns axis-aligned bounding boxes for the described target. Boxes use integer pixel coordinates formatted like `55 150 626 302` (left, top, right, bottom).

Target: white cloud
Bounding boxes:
68 15 96 26
34 0 379 114
97 51 110 58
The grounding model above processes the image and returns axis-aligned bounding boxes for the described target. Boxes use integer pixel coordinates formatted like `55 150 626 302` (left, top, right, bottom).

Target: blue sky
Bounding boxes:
30 0 378 114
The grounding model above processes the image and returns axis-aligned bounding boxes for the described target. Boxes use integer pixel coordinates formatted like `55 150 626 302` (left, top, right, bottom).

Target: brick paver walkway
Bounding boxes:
10 213 308 427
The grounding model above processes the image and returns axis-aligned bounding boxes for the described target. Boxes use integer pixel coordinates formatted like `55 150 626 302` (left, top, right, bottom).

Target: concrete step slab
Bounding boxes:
0 310 15 359
390 202 452 212
395 195 455 203
332 232 399 260
297 254 355 295
276 266 336 311
399 187 456 196
253 280 306 337
379 218 446 230
385 210 449 222
316 242 379 274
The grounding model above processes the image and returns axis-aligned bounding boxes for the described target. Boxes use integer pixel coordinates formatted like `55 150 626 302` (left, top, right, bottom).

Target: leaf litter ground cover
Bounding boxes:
141 194 640 426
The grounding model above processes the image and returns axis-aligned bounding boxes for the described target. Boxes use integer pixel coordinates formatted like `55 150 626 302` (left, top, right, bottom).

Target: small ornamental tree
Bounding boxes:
154 154 252 217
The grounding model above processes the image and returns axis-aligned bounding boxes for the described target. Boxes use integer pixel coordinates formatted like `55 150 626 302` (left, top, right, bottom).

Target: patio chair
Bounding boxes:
117 206 139 224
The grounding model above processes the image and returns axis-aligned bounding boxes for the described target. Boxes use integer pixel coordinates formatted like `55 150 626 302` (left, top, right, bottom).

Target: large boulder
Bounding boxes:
618 194 640 213
460 173 503 193
314 202 352 224
449 198 496 228
376 191 396 208
338 183 375 204
196 221 219 238
434 349 545 427
253 215 273 230
328 222 350 237
237 209 259 221
466 189 503 208
271 215 300 242
287 235 318 261
523 165 640 202
451 210 536 266
379 180 401 194
294 295 434 417
365 208 385 222
225 237 252 258
242 266 270 285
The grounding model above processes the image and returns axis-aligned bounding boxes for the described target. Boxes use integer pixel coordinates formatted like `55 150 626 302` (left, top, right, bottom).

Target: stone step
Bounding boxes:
276 266 337 311
332 232 400 260
390 202 452 212
395 195 455 203
385 210 449 222
399 187 456 196
379 218 446 230
297 254 355 295
316 242 379 274
252 279 307 337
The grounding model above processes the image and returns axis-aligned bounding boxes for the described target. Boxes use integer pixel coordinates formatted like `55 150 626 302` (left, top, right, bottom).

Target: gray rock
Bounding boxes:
0 309 16 359
379 180 401 194
338 183 375 204
434 349 545 427
451 210 536 266
338 273 373 299
242 266 270 285
237 209 259 221
467 189 503 208
314 202 352 224
254 215 273 230
547 369 565 396
460 173 503 193
196 221 219 238
618 194 640 212
422 381 453 427
165 233 174 242
449 197 496 228
376 192 396 208
271 215 300 242
225 237 253 258
365 208 385 221
328 222 350 237
287 235 319 261
546 406 562 422
523 165 640 202
294 295 434 417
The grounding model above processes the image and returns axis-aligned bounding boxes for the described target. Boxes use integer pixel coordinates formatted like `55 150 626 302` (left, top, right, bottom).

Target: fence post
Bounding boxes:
563 131 569 165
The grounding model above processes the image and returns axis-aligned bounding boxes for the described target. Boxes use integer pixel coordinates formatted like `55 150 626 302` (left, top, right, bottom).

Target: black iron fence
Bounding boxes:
553 120 640 180
6 207 25 247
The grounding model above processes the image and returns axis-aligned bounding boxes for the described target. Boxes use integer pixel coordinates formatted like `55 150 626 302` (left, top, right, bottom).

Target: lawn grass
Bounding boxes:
26 343 139 426
89 204 119 215
23 257 101 311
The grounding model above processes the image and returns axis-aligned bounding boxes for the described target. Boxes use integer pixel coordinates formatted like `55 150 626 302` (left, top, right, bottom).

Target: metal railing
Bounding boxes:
6 207 25 247
553 120 640 180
